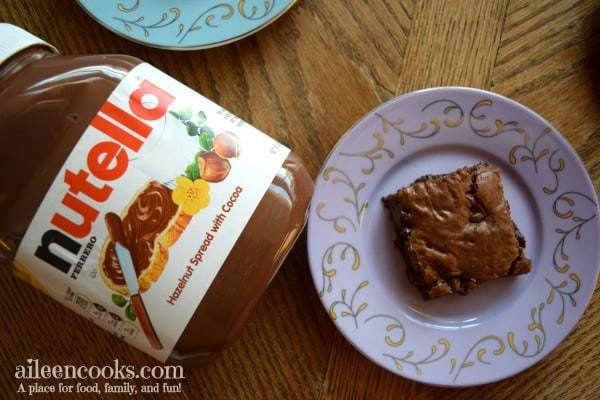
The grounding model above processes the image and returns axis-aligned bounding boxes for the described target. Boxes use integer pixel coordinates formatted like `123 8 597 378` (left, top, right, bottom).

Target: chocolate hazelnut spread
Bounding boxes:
0 25 313 365
102 181 178 285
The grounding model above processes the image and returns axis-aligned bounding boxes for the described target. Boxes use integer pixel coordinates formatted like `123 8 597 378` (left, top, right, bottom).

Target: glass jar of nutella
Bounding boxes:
0 24 313 365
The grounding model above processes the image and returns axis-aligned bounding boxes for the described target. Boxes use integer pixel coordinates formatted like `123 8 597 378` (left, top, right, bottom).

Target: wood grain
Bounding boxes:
0 0 599 399
395 0 509 93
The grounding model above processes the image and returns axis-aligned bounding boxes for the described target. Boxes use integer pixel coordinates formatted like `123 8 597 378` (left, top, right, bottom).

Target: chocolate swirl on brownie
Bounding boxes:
102 181 178 286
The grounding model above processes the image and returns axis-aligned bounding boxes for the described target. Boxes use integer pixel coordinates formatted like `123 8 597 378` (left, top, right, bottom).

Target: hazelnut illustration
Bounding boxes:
198 152 231 183
213 131 241 159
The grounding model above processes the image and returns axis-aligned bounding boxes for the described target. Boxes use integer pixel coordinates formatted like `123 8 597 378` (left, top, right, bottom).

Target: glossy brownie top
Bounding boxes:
383 162 532 298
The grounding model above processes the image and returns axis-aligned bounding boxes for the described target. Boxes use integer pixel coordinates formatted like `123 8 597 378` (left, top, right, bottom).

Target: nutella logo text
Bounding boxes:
35 80 175 275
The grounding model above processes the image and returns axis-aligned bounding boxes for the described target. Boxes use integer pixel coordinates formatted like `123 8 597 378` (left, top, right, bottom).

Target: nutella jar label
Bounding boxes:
14 63 290 361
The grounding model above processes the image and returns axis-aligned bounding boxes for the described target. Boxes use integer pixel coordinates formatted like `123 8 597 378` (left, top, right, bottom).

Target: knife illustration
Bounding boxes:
105 212 163 350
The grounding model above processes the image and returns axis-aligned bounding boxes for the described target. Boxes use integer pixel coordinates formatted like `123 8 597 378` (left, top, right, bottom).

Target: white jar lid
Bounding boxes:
0 23 57 65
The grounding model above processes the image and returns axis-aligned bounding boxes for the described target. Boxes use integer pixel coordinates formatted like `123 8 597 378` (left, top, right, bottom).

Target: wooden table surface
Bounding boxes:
1 0 599 398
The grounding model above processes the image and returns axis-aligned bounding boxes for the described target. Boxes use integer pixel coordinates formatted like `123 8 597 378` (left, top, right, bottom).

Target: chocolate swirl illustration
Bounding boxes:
102 181 178 287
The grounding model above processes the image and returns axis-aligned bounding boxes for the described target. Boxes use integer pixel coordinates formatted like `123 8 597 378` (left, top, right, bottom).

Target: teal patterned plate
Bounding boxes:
77 0 296 50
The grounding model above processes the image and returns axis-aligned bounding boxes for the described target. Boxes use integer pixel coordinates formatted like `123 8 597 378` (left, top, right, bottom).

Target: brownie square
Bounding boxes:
382 162 531 299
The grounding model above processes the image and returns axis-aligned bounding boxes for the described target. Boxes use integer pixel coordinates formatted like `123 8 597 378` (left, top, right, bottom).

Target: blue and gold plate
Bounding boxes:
77 0 296 50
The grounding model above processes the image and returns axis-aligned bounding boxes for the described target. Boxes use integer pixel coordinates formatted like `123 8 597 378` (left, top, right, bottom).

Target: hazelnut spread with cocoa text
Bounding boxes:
0 24 313 365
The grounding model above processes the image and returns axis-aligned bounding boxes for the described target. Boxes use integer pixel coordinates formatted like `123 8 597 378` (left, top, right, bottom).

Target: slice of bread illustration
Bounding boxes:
99 181 191 295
